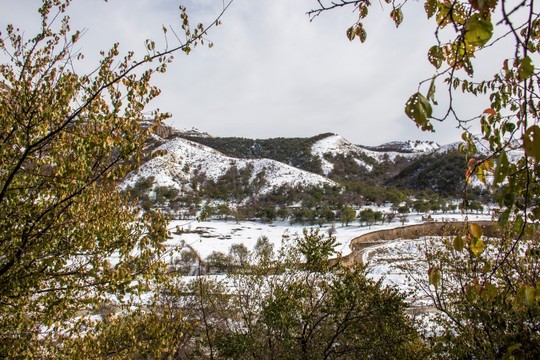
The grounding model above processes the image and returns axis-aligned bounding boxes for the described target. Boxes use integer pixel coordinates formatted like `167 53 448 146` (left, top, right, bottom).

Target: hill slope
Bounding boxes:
179 133 331 174
122 126 506 220
122 136 337 197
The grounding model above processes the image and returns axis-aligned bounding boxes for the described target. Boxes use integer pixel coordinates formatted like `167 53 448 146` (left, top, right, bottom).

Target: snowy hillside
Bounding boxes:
121 127 524 206
367 140 440 153
122 136 337 194
434 135 523 162
311 135 438 176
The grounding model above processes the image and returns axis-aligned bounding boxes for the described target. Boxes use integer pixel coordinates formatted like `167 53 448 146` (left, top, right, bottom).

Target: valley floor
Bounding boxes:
164 211 491 311
165 211 492 259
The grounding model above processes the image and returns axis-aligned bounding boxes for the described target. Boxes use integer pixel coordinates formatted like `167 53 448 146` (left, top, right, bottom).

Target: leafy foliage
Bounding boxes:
181 230 426 359
419 225 540 359
0 0 229 357
309 0 540 357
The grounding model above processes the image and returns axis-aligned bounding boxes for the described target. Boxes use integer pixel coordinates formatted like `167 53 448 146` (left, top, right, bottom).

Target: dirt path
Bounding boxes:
339 221 498 267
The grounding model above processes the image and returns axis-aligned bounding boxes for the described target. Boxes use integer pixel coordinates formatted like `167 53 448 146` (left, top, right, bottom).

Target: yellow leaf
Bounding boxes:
471 237 485 256
476 167 486 184
470 223 483 238
524 285 536 306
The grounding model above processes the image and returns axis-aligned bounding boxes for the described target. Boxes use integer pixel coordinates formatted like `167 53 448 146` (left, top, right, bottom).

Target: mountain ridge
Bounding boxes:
121 125 501 220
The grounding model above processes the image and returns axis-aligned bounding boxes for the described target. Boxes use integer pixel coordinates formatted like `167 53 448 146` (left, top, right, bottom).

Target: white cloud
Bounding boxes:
1 0 492 146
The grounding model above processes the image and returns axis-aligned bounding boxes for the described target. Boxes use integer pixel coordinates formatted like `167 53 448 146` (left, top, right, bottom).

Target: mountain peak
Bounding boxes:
179 127 212 138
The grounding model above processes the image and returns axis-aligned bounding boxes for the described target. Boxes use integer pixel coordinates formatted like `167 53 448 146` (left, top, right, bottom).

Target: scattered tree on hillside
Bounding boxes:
339 205 356 226
253 235 275 261
229 243 250 269
358 208 381 228
205 251 233 274
385 211 396 223
413 199 430 214
184 134 329 174
397 205 411 215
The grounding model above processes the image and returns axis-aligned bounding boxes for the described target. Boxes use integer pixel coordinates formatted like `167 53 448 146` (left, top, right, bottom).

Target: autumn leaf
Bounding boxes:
390 8 404 28
453 235 465 252
470 237 485 256
428 267 442 289
428 45 445 69
470 223 483 238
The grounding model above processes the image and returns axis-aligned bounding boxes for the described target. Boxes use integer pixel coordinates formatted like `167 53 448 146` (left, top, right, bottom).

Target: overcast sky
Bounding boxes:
2 0 497 146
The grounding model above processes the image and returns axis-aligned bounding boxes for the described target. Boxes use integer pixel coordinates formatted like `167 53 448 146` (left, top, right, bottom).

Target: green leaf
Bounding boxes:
469 0 499 14
503 122 516 134
518 56 534 81
453 235 464 252
405 92 434 132
428 45 445 69
464 13 493 47
481 283 497 300
346 27 355 41
493 150 509 186
523 125 540 163
427 76 437 104
503 192 515 208
425 0 437 19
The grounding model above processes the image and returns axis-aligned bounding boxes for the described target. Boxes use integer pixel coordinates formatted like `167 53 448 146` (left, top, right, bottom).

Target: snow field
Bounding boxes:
165 212 491 260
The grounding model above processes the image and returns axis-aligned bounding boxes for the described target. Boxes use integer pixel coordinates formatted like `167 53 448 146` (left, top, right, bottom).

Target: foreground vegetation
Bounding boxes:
155 231 426 359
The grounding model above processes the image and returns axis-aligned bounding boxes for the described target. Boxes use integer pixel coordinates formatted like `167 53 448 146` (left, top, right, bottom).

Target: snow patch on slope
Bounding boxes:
435 136 523 162
371 140 440 153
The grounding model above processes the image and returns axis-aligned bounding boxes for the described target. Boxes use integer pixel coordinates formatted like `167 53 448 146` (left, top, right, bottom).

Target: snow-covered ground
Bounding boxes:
164 212 491 259
363 238 431 306
163 212 491 308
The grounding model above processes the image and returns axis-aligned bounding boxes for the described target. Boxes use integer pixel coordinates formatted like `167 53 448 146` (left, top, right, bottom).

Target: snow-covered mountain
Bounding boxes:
311 135 438 176
122 135 338 195
122 126 526 203
433 135 523 162
363 140 440 153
